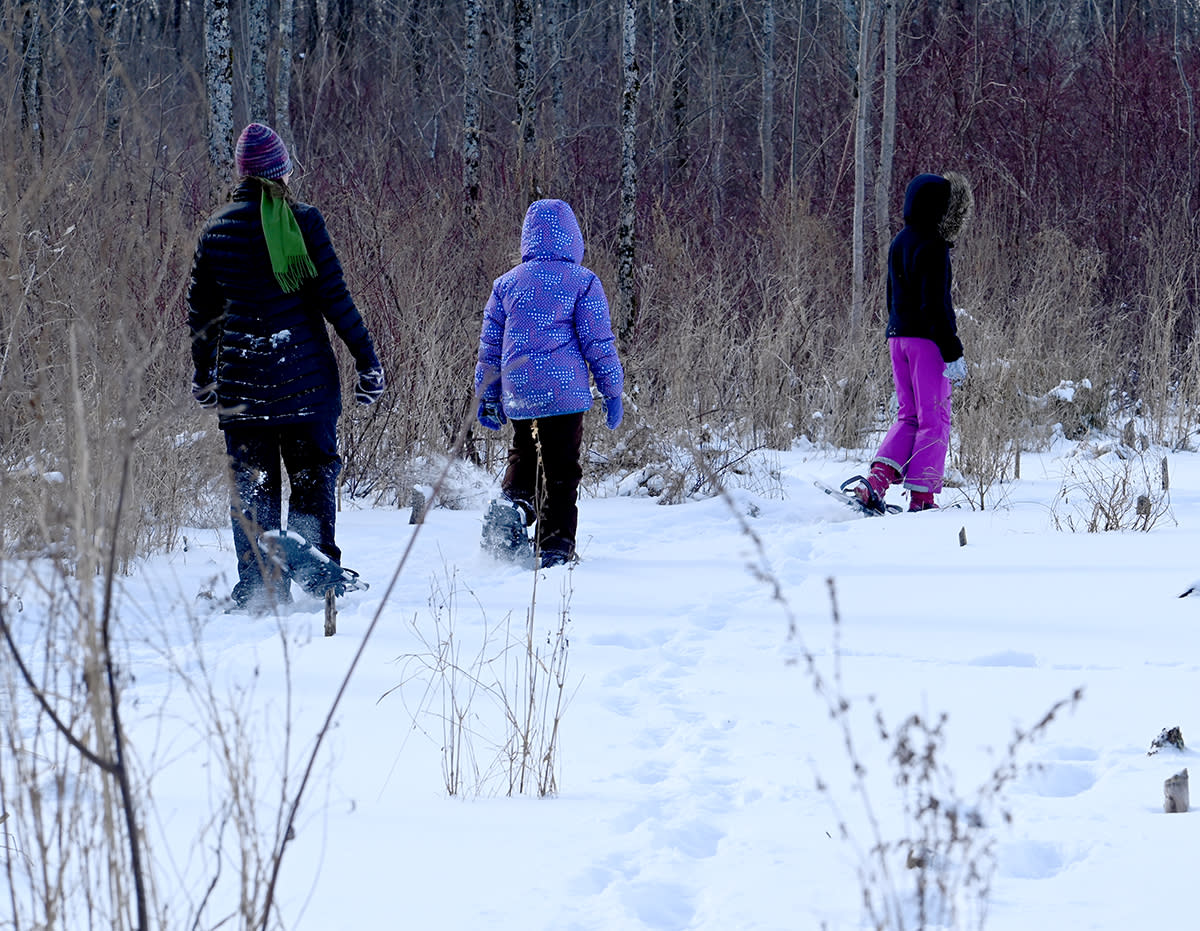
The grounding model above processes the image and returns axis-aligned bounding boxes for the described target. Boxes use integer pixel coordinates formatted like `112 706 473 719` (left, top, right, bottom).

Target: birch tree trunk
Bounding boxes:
850 0 877 330
21 1 44 162
514 0 536 162
275 0 296 143
247 0 270 120
617 0 641 343
463 0 483 215
205 0 235 172
546 0 567 186
760 0 775 199
874 0 897 259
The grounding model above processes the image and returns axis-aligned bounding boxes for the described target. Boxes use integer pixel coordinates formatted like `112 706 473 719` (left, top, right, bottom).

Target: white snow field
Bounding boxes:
7 436 1200 930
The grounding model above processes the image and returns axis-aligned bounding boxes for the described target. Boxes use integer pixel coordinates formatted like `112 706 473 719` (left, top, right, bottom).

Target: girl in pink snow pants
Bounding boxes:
849 172 974 513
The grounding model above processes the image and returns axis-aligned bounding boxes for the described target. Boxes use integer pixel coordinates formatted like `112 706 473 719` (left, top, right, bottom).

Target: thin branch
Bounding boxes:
0 607 116 774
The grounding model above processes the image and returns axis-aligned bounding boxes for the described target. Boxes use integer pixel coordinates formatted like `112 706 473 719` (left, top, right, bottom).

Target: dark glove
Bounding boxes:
477 400 506 431
943 357 967 387
192 376 218 410
356 367 386 406
605 396 624 430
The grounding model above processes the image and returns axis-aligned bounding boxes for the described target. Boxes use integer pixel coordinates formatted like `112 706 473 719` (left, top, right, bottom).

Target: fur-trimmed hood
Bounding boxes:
902 172 974 245
938 171 973 245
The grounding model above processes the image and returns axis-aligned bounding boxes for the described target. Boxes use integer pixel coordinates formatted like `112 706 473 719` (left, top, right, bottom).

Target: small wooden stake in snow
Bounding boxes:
324 590 336 637
1164 768 1189 813
959 526 968 547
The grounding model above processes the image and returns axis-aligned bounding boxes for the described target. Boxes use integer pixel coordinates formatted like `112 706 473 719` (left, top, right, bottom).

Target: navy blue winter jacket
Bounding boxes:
187 180 380 425
885 174 964 363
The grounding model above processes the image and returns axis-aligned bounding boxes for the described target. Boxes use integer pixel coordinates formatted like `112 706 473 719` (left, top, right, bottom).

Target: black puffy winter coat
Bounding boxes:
187 180 380 425
885 173 967 363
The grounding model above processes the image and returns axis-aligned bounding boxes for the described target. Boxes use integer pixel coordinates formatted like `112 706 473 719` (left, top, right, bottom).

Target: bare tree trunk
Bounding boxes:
464 0 483 215
705 1 728 224
874 0 896 257
760 0 775 199
1175 0 1195 216
205 0 235 172
20 1 44 163
275 0 296 143
850 0 877 330
101 0 127 144
617 0 641 343
546 0 567 186
788 0 814 194
669 0 690 185
514 0 536 162
247 0 270 120
331 0 354 57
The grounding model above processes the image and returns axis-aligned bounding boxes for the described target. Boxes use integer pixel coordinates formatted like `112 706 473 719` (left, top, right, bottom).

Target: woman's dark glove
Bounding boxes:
356 367 386 405
192 374 218 410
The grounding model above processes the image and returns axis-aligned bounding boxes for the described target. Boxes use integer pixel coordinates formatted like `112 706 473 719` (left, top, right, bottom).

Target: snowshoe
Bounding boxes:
259 529 368 598
814 476 902 517
481 499 537 567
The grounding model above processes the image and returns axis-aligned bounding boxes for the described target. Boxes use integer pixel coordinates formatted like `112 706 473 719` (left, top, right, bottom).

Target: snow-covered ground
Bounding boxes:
8 437 1200 930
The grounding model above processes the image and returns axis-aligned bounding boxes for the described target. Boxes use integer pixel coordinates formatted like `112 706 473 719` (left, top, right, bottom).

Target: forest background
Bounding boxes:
6 0 1200 561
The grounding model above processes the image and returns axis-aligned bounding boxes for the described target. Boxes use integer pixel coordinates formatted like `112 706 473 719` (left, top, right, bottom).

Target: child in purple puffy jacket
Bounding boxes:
474 199 625 566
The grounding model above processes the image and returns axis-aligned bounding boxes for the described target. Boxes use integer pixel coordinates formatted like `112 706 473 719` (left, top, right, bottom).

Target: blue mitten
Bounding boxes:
356 367 386 405
605 396 624 430
477 400 507 431
943 357 967 386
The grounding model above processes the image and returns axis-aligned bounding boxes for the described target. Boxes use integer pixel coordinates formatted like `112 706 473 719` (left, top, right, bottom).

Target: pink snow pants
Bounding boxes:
873 337 952 494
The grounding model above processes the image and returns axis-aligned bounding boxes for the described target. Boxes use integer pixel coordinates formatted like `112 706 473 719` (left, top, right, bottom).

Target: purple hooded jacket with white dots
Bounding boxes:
474 199 624 420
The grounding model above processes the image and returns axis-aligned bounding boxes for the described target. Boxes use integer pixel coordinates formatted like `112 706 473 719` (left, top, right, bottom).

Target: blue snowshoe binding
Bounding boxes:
260 530 367 598
481 498 537 567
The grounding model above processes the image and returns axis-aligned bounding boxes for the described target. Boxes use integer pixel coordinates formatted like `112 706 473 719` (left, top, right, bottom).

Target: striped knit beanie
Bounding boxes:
235 123 292 180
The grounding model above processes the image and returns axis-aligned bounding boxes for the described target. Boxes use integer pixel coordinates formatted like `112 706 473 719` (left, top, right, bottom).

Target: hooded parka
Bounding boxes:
885 173 972 363
473 199 624 420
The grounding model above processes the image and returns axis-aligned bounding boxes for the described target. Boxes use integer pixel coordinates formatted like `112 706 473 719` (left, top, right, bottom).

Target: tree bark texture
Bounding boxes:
851 0 877 330
617 0 641 343
760 0 776 199
514 0 536 160
463 0 483 214
669 0 691 184
21 1 44 162
875 0 896 258
205 0 235 171
247 0 270 121
101 0 127 143
275 0 296 143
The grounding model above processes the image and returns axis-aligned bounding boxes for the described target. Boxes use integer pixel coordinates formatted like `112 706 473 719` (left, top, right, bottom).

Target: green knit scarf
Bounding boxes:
261 188 317 293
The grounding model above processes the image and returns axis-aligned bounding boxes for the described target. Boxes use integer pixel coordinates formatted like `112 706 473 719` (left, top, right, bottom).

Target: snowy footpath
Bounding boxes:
17 440 1200 929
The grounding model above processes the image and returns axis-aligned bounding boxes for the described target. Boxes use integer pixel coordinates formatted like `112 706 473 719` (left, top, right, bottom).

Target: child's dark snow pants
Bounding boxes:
502 411 585 558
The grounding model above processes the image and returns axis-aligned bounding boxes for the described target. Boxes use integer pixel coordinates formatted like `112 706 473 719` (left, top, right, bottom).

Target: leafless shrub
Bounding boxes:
1051 442 1173 533
385 564 575 799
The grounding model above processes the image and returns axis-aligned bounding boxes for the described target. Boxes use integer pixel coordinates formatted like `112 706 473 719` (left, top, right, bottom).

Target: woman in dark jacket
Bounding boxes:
188 123 385 612
846 171 973 513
